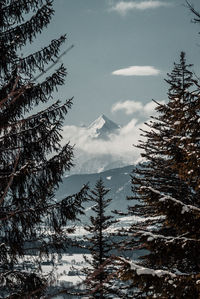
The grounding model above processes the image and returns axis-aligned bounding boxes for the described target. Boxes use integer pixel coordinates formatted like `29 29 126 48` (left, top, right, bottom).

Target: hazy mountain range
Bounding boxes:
57 165 136 218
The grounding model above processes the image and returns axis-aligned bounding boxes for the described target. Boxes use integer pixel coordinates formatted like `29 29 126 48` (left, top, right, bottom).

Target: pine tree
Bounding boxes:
80 179 126 299
119 53 200 298
0 1 87 297
163 52 200 191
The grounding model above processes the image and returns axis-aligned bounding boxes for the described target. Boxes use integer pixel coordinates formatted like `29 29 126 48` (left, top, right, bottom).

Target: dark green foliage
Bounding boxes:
122 53 200 298
0 1 88 297
81 179 124 299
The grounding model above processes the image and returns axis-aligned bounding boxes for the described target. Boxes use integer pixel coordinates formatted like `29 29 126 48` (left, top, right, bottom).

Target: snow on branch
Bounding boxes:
136 230 199 243
118 257 176 278
141 186 200 214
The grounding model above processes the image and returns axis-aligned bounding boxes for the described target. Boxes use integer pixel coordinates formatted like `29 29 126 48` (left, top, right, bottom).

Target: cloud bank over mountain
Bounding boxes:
63 118 140 157
112 100 165 115
62 115 146 174
61 99 165 174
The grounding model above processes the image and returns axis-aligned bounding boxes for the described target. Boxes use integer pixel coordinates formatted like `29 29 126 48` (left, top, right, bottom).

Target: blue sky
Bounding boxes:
32 0 200 126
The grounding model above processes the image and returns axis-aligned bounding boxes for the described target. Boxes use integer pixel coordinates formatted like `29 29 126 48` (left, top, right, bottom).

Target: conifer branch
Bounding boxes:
0 151 21 206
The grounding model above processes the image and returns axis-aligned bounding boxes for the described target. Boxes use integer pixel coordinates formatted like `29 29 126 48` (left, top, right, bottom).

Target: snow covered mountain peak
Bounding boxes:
87 114 120 139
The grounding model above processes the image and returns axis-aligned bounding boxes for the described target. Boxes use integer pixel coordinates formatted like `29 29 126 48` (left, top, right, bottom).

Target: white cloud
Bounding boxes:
61 100 165 173
112 100 142 114
112 99 165 116
109 1 170 16
62 119 145 169
112 66 160 76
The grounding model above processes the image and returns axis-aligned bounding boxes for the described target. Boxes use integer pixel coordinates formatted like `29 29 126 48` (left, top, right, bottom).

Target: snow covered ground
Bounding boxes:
42 253 91 286
65 214 152 239
20 214 150 297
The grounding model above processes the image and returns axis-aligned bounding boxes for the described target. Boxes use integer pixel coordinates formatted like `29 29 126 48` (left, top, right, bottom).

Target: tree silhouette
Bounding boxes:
120 53 200 298
81 179 125 298
0 1 87 297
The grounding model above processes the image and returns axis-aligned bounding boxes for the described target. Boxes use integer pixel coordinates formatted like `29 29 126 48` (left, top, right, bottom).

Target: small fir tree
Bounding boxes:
80 179 126 299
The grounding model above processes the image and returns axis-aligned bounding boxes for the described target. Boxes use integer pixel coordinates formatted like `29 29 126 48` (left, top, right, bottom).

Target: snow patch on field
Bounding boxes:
43 254 91 285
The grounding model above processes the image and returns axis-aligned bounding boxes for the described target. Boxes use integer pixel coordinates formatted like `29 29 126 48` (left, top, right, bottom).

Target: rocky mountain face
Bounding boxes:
87 114 120 139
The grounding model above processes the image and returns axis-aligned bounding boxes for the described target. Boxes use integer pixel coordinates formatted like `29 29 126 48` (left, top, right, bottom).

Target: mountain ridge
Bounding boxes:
87 114 120 139
57 165 136 218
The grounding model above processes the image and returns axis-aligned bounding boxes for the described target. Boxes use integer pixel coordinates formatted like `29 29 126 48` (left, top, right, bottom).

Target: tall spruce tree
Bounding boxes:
119 53 200 298
0 1 87 297
80 179 126 299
